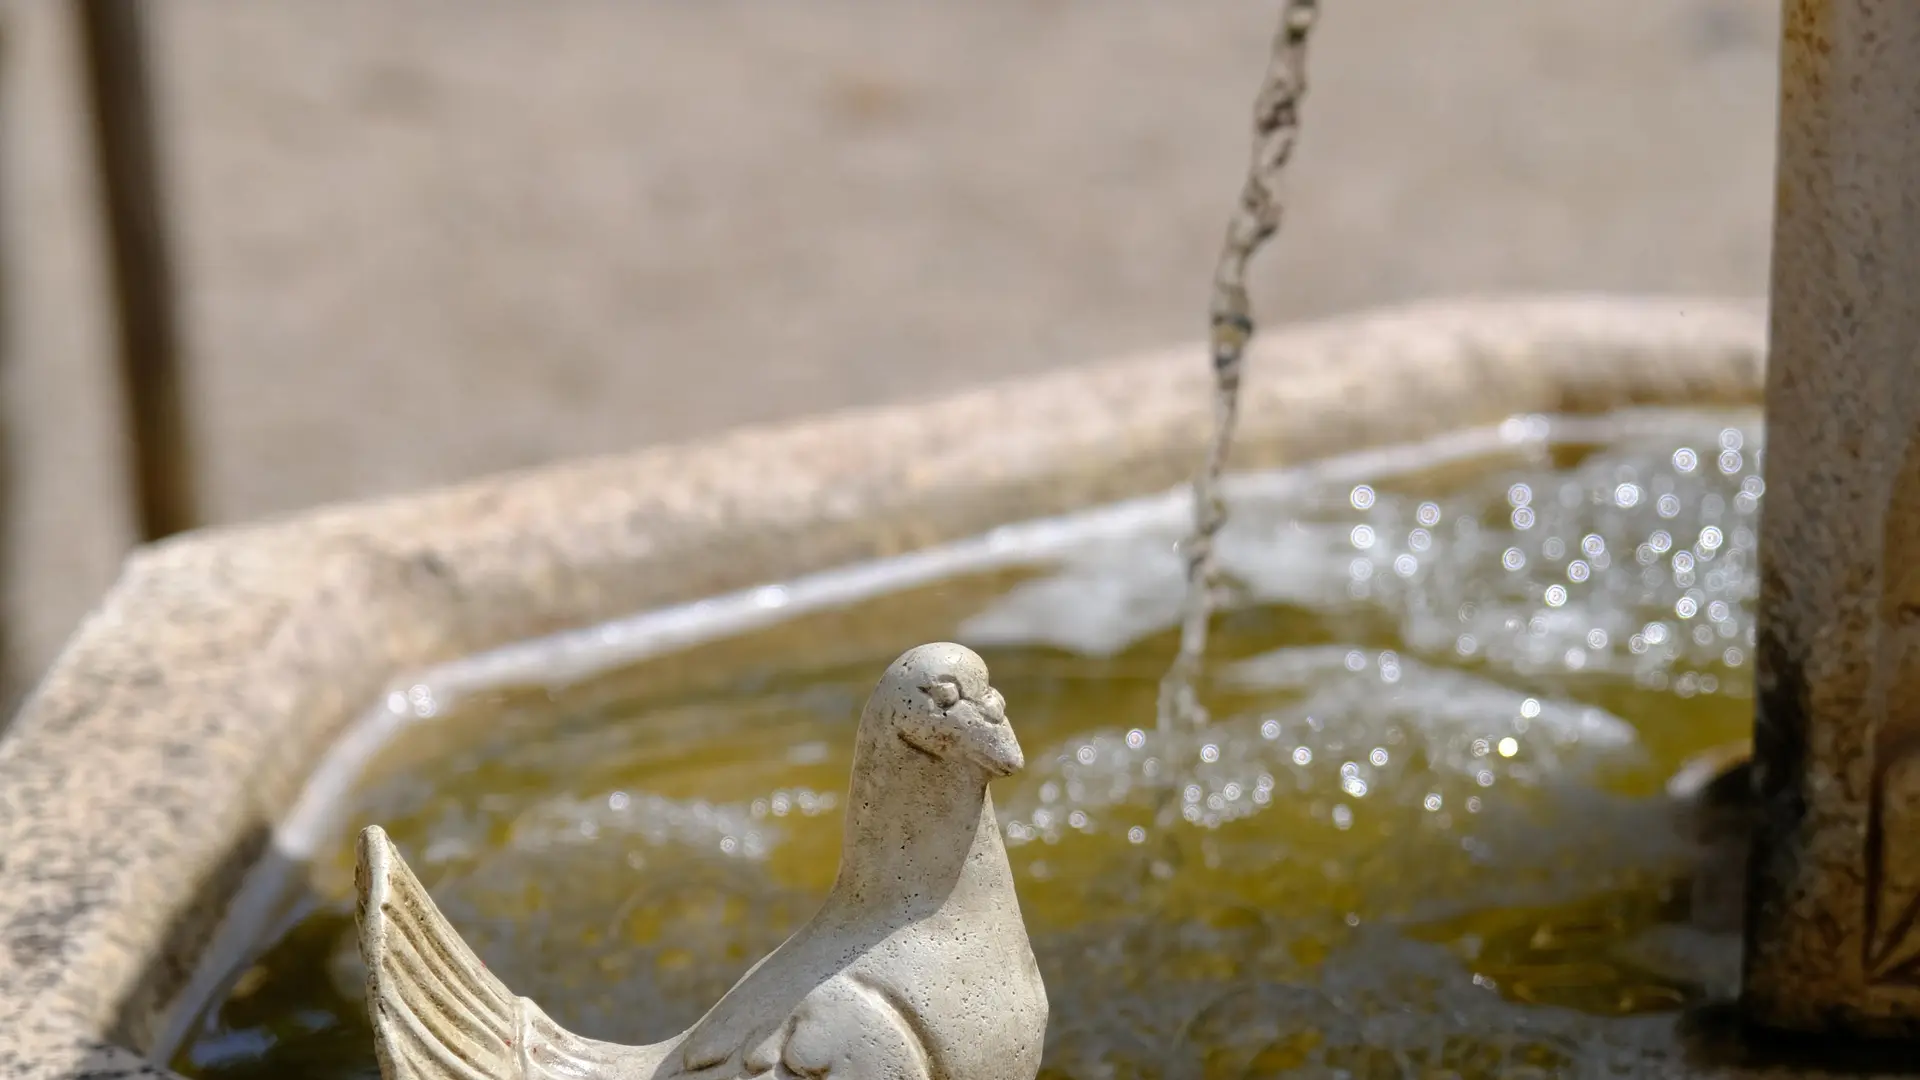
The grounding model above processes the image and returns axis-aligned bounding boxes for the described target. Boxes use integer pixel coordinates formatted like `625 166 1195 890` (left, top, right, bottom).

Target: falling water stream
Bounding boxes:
1157 0 1320 734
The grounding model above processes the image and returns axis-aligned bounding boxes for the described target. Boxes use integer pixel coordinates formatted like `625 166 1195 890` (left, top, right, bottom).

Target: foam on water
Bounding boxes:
961 419 1763 697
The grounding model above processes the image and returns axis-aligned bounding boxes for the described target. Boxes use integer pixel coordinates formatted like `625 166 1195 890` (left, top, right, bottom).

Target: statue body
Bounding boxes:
357 643 1048 1080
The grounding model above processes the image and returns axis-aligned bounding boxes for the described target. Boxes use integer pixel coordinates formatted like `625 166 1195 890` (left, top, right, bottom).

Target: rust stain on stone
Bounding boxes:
1781 0 1834 107
1864 426 1920 984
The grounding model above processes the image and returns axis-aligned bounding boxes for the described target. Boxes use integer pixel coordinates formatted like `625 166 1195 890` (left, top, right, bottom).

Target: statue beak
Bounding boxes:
967 723 1025 778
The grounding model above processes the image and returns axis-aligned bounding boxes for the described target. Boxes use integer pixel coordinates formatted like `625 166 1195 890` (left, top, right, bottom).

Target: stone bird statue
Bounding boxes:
355 642 1049 1080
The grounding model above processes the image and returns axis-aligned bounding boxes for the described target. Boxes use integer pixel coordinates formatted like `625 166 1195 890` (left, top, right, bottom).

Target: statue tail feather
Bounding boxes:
355 825 631 1080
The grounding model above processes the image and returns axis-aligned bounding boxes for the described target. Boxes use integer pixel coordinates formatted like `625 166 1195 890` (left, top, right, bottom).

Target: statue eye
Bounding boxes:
926 680 961 709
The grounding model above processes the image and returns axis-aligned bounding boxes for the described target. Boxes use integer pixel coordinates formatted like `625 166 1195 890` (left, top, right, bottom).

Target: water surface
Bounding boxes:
177 409 1762 1079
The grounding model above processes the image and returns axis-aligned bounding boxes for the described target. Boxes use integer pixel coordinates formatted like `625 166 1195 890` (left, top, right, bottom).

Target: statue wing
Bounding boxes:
356 826 643 1080
773 975 937 1080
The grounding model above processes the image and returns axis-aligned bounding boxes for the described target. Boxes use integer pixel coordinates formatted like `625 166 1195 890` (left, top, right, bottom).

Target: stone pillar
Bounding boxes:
1743 0 1920 1038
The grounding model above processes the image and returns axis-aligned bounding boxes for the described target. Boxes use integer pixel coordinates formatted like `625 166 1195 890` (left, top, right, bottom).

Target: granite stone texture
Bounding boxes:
1742 0 1920 1039
0 299 1770 1078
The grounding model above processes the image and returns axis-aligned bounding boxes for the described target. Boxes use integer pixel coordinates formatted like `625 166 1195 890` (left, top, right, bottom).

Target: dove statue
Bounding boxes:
355 641 1049 1080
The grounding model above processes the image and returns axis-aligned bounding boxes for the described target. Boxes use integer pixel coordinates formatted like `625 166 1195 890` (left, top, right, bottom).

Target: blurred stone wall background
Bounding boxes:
0 0 1777 709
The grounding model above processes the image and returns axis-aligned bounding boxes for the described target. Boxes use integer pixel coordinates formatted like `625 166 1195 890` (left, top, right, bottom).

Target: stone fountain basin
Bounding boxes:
0 297 1764 1079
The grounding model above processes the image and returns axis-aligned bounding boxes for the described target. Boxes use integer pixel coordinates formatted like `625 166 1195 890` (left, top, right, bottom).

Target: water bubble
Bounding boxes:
1656 493 1681 519
1582 533 1606 557
1350 484 1377 510
1378 653 1403 682
1394 554 1419 578
1520 698 1542 718
1199 743 1220 763
1567 560 1591 583
1349 557 1374 582
1542 536 1566 560
1408 528 1432 552
1724 646 1745 667
608 791 630 812
1067 810 1088 829
1586 629 1609 649
1545 584 1569 607
1423 793 1443 812
406 684 437 719
1476 770 1496 788
1676 596 1699 619
1742 475 1766 497
1471 738 1491 757
1417 501 1442 526
1126 728 1146 749
1614 483 1642 508
1332 805 1354 830
1293 746 1313 766
1502 547 1527 571
1650 531 1673 554
1720 428 1744 451
1674 447 1699 473
1259 719 1281 740
1508 483 1533 508
1351 524 1376 549
1699 526 1724 552
1719 450 1744 475
1673 550 1696 573
1369 747 1389 766
1455 634 1478 656
1076 745 1097 765
1511 506 1536 530
1497 737 1519 758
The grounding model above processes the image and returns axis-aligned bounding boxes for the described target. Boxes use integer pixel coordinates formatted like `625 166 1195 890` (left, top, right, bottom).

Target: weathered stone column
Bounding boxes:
1744 0 1920 1038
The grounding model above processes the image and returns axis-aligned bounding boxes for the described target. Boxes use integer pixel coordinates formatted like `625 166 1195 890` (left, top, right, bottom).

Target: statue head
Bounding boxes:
867 642 1024 779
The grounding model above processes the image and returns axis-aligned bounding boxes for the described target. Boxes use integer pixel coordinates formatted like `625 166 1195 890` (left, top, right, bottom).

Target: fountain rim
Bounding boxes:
0 294 1763 1077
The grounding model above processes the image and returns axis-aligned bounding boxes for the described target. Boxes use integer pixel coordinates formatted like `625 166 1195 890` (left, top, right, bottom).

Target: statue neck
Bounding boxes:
828 728 1007 920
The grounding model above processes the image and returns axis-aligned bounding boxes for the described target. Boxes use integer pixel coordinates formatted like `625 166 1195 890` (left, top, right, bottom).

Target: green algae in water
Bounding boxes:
176 411 1763 1080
